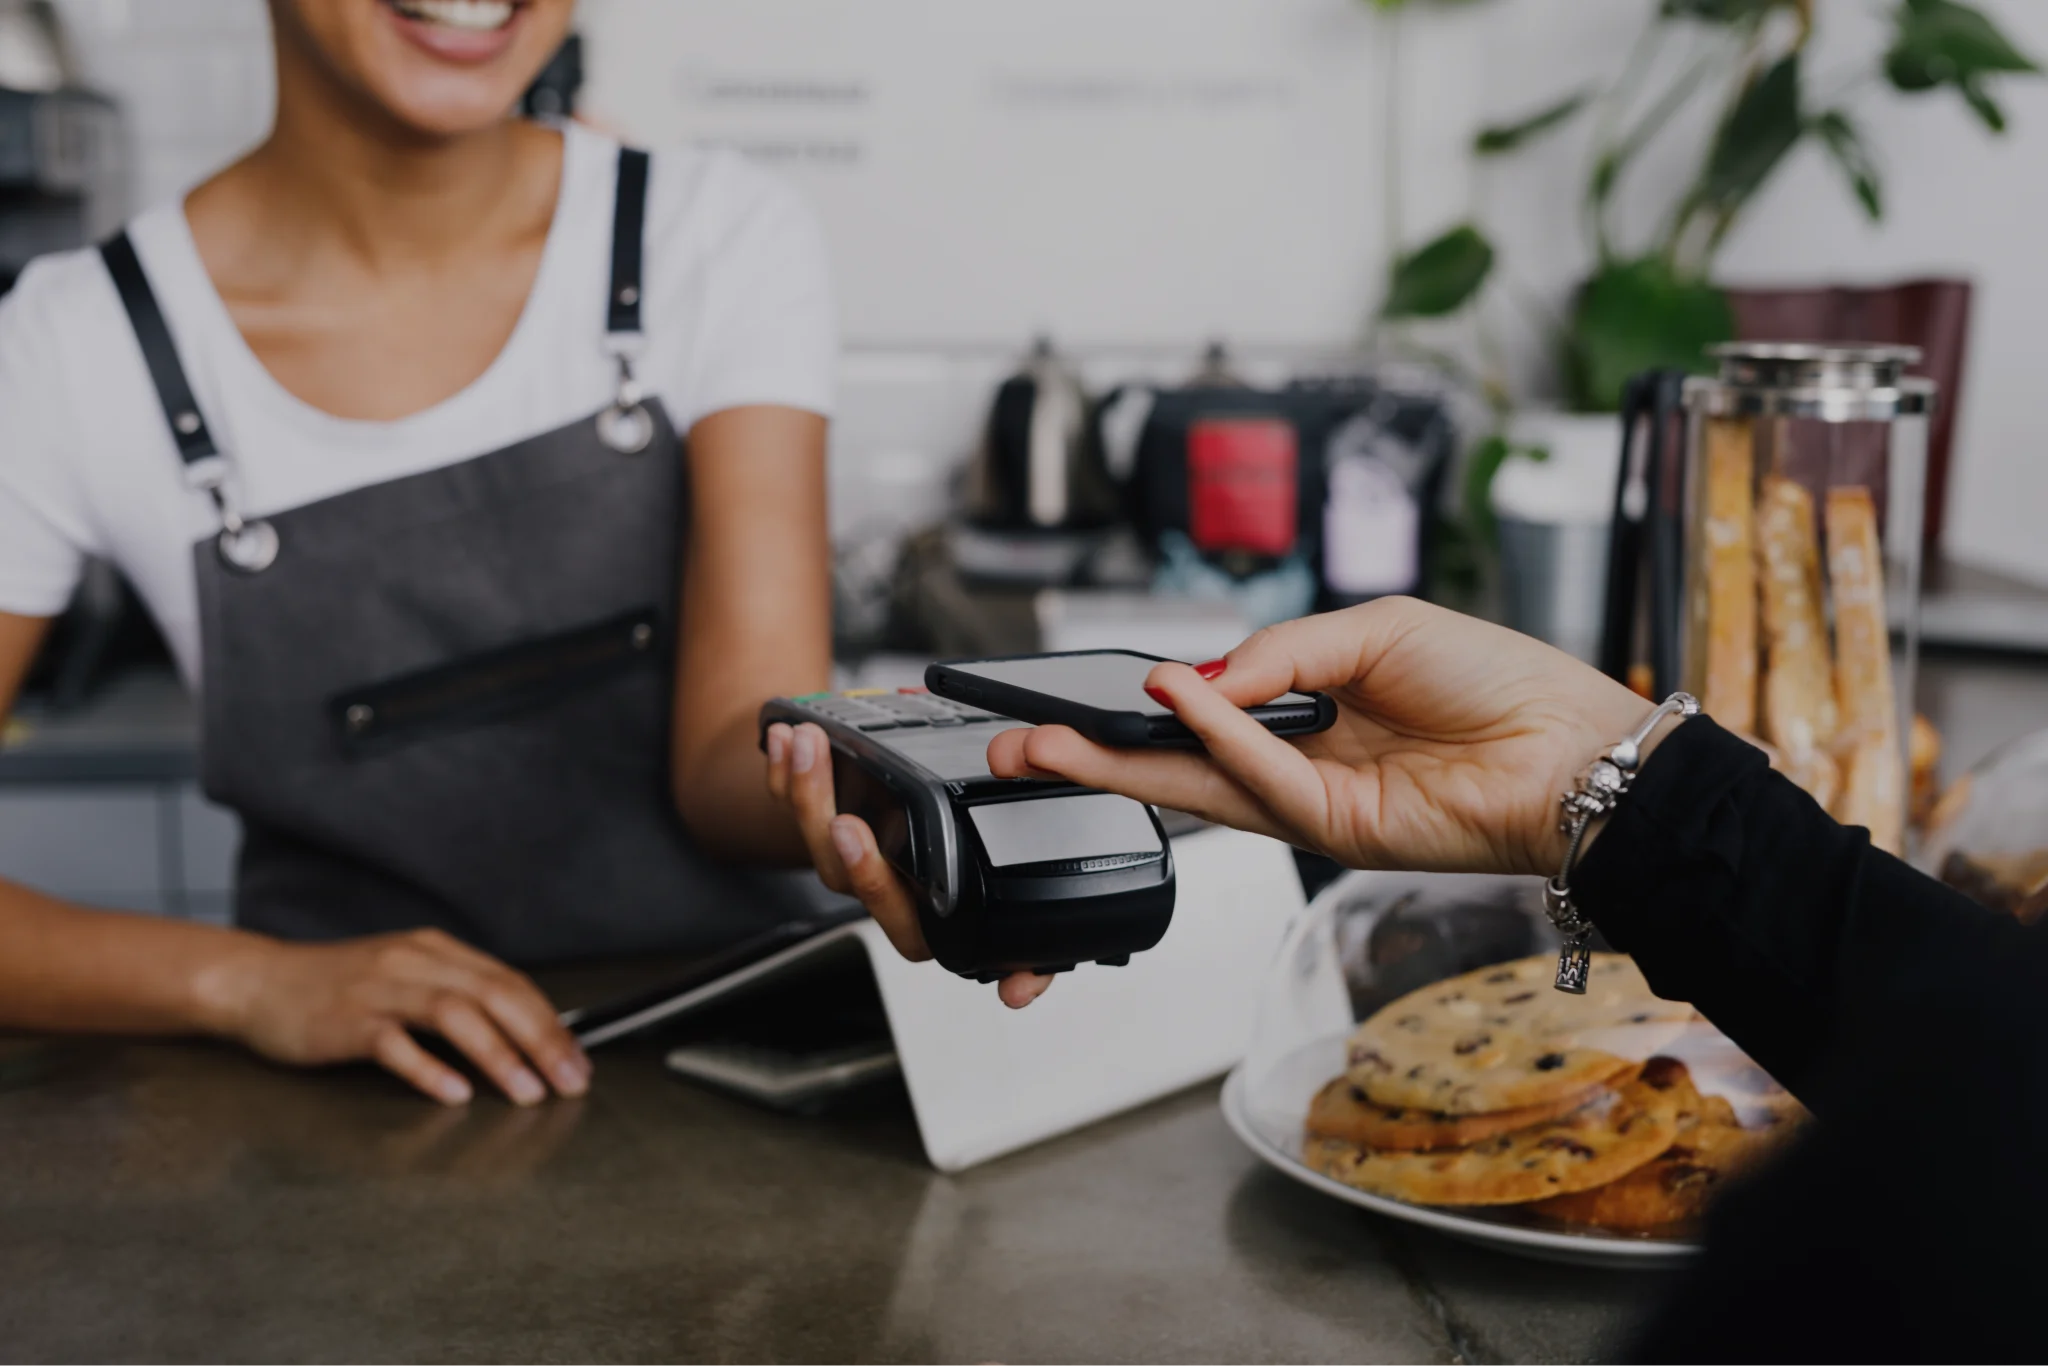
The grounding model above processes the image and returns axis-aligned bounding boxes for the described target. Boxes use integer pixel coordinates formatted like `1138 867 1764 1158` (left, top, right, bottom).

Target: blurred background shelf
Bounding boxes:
0 667 231 923
1921 558 2048 656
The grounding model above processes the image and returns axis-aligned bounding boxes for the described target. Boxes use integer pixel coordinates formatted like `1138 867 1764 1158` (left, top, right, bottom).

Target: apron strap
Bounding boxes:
100 231 222 477
99 231 279 572
596 146 657 454
606 147 650 344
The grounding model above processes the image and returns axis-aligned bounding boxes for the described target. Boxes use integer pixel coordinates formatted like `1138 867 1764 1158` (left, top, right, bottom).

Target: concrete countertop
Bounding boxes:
0 992 1666 1364
3 654 2047 1361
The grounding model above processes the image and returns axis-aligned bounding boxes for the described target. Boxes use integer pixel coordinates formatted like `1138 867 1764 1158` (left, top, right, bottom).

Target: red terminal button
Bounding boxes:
898 687 929 694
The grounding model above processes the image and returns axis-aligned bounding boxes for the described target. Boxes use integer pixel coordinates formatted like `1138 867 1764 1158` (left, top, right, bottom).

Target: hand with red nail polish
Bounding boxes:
986 598 1659 878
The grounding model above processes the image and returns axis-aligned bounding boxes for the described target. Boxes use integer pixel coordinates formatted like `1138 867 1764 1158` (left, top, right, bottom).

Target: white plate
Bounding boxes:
1220 1052 1701 1270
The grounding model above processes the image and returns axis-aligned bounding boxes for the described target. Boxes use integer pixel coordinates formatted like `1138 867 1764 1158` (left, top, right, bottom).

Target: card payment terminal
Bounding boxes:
759 689 1175 981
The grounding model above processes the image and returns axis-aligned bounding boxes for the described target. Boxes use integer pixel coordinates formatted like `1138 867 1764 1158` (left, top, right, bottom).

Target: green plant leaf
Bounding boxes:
1590 150 1620 206
1460 435 1549 548
1566 257 1735 412
1700 54 1806 213
1381 223 1496 319
1425 512 1483 601
1886 3 2039 135
1884 46 1941 91
1886 0 2040 120
1888 0 2040 82
1961 78 2008 130
1474 91 1592 155
1812 109 1883 220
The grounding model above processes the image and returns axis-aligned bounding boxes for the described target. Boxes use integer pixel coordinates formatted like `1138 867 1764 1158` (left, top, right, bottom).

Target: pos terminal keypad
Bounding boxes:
799 688 1001 732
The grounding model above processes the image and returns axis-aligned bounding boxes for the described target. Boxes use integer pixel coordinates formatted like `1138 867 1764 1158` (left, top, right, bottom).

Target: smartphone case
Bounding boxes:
926 650 1337 748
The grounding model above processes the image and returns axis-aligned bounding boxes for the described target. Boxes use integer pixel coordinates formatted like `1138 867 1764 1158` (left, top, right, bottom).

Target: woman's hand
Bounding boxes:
207 928 592 1107
763 720 1054 1009
987 598 1662 878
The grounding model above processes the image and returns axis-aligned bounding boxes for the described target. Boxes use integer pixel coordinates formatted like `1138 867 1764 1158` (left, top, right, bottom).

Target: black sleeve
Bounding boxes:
1572 718 2048 1362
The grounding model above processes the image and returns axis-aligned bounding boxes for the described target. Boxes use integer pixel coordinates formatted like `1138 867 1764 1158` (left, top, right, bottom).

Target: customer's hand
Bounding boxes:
988 598 1663 878
764 721 1054 1009
213 929 592 1106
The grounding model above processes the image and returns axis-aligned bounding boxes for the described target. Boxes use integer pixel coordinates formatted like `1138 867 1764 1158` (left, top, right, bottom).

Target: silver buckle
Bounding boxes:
192 462 279 574
598 353 654 454
217 519 280 575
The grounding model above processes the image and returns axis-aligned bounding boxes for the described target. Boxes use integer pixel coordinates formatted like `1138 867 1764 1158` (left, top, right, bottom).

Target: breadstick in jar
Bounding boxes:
1825 487 1904 853
1836 732 1905 855
1910 713 1943 830
1825 486 1899 747
1756 476 1838 758
1699 418 1758 732
1736 728 1841 810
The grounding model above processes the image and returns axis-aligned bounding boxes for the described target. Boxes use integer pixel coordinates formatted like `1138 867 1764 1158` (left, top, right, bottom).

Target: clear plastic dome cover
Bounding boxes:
1921 726 2048 921
1225 869 1808 1265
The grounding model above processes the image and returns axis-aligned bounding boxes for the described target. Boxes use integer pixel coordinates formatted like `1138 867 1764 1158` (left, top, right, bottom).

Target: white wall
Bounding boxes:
44 0 2048 579
579 0 1480 350
54 0 273 213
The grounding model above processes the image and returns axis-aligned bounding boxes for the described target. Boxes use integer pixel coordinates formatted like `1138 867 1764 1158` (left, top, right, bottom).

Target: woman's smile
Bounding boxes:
380 0 529 64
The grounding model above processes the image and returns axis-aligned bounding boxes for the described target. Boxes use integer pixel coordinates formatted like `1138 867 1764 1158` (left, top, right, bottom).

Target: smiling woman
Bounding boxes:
0 0 848 1104
281 0 565 135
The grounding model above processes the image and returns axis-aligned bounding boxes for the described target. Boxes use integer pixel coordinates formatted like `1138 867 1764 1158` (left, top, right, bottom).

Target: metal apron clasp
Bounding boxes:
186 454 279 574
597 352 655 455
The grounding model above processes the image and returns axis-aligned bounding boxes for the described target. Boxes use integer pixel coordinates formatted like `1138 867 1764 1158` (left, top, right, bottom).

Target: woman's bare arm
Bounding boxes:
0 611 264 1035
0 612 588 1103
669 405 834 863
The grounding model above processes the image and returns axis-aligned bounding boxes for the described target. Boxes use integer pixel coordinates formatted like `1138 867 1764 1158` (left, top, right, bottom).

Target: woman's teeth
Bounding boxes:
391 0 516 31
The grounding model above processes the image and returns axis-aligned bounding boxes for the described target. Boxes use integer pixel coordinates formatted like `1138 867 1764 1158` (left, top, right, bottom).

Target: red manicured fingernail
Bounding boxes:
1144 685 1175 709
1194 659 1228 681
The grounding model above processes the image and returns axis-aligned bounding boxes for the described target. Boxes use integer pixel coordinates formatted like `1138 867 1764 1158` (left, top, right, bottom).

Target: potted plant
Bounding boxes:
1361 0 2038 592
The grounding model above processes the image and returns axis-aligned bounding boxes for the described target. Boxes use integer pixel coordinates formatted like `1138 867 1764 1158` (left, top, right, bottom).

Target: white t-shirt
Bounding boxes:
0 122 836 686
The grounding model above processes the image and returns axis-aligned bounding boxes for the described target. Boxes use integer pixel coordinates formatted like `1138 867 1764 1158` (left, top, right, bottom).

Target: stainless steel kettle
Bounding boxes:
966 338 1118 531
0 1 69 94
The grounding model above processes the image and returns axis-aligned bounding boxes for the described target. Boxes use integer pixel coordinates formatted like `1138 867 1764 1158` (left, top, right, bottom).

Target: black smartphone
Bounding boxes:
926 650 1336 748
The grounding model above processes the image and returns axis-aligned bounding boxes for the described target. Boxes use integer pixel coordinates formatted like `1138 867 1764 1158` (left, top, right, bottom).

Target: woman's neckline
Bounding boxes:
163 120 589 440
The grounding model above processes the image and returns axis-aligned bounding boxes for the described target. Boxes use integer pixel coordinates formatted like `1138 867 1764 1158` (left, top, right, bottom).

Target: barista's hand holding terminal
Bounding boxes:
987 596 2048 1361
764 720 1057 1010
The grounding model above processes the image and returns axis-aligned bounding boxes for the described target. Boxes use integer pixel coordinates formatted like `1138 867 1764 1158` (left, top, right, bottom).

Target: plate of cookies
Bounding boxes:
1222 871 1807 1268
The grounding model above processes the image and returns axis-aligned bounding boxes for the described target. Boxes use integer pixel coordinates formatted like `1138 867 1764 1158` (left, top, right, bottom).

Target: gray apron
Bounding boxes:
100 147 804 964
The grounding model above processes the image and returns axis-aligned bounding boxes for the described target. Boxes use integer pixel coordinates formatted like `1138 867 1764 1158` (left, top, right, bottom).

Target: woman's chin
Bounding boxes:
369 82 530 138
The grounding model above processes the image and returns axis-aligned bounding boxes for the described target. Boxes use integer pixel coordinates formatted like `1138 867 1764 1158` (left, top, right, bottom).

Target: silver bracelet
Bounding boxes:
1542 692 1699 994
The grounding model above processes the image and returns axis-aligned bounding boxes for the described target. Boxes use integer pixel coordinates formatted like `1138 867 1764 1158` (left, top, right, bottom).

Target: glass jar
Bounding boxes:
1919 726 2048 921
1679 344 1933 854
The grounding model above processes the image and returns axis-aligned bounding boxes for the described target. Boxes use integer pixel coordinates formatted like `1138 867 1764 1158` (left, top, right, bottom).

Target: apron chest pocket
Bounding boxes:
329 607 664 758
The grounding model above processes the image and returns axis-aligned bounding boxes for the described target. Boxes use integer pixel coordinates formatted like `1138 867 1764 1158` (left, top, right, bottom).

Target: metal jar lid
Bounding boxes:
1683 341 1936 422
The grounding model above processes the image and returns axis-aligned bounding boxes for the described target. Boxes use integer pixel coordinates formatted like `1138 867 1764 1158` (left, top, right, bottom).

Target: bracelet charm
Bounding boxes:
1544 693 1699 994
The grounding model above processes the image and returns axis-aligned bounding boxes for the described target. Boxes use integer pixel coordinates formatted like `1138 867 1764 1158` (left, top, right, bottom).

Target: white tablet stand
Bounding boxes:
641 824 1306 1172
